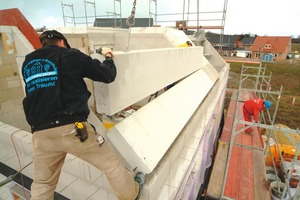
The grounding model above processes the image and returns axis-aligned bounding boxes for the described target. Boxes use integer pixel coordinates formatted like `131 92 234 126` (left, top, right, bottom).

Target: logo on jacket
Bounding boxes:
23 59 58 93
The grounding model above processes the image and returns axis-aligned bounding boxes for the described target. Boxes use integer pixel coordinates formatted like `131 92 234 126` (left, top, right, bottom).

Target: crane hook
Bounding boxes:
126 0 137 27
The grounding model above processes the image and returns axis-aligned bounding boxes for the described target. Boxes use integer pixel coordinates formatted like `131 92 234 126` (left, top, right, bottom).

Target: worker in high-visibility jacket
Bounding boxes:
243 98 272 133
178 41 193 47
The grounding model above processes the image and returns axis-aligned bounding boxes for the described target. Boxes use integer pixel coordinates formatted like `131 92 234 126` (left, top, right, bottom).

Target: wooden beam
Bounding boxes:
186 26 224 30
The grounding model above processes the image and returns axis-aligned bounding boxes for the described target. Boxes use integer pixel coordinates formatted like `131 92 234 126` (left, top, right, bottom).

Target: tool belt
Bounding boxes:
31 115 87 132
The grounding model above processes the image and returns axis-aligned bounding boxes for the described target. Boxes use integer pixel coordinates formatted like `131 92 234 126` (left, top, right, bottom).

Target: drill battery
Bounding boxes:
75 122 88 142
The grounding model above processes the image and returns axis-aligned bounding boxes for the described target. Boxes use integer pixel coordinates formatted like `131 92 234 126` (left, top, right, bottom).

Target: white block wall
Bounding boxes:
0 26 32 132
139 65 229 200
0 26 229 200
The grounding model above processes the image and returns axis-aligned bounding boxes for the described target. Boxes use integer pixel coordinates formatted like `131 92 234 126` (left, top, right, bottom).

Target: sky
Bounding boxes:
0 0 300 37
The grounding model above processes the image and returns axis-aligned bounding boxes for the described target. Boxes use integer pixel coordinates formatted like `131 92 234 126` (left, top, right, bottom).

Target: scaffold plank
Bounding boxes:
206 90 271 200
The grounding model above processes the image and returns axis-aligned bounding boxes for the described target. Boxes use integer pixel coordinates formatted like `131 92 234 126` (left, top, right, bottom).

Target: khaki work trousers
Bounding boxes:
30 123 139 200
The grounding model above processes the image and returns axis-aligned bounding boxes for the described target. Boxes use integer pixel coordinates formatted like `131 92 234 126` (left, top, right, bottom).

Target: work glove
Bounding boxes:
97 47 114 58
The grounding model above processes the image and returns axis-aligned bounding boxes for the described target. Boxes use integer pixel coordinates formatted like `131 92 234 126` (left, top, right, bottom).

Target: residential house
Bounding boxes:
250 36 292 61
207 34 241 56
240 37 255 51
207 34 256 57
235 37 256 58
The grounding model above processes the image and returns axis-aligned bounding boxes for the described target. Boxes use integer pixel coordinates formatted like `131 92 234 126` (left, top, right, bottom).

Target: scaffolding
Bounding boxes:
61 0 96 26
149 0 157 27
149 0 227 28
149 0 228 50
61 2 75 27
61 0 227 47
106 0 122 28
60 0 228 50
221 62 300 199
61 0 122 27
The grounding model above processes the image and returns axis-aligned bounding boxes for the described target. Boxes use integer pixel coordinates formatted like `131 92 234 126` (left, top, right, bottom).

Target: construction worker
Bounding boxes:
178 23 184 30
194 25 206 46
21 30 144 200
243 98 272 134
178 41 193 47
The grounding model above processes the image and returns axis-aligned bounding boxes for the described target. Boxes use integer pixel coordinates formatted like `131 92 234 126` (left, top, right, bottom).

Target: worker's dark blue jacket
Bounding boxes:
22 45 116 132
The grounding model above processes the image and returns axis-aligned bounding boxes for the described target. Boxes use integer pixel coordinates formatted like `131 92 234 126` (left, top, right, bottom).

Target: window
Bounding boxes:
264 44 271 49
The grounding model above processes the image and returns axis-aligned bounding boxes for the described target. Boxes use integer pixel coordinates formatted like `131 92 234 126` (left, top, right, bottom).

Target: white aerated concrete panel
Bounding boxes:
107 68 218 173
0 26 34 132
93 47 203 115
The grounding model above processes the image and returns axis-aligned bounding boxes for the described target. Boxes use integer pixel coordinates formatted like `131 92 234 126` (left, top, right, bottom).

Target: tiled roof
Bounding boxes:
207 35 256 50
250 36 291 53
208 35 238 45
241 37 255 45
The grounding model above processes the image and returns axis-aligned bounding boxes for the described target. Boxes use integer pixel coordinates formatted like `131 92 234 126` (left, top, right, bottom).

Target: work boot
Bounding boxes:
245 127 253 135
245 129 253 135
134 172 145 200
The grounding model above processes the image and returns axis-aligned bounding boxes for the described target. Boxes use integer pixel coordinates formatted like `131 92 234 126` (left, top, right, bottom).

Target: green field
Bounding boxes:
228 59 300 130
292 43 300 52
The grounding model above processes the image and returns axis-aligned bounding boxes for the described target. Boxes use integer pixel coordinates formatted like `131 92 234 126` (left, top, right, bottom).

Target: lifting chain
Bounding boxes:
126 0 137 27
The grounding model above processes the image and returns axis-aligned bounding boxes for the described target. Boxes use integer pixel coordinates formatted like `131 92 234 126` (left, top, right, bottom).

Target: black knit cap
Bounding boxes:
39 30 71 49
